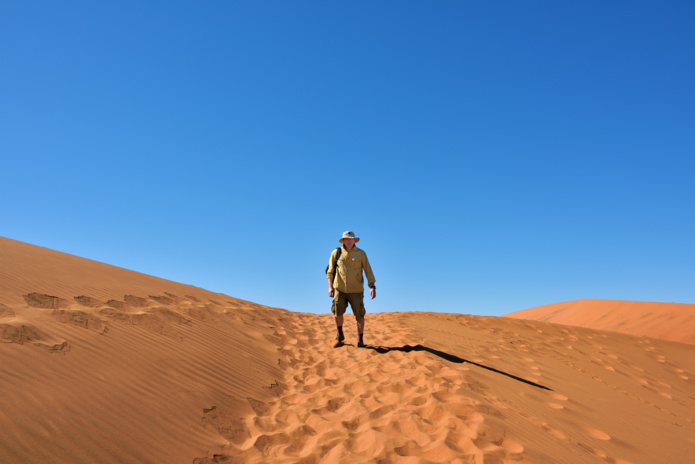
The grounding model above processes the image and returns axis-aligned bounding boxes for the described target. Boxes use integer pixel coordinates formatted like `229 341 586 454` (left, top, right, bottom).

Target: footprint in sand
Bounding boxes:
520 413 568 442
546 392 568 401
499 439 524 453
584 427 611 440
392 417 437 447
580 444 634 464
530 391 567 410
433 388 462 403
483 395 509 410
408 395 428 407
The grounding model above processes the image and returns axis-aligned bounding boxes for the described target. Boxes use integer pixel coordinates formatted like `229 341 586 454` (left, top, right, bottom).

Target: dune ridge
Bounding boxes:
505 299 695 345
2 237 694 463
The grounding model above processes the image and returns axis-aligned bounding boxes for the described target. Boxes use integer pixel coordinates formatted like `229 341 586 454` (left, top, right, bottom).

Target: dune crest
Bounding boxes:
505 299 695 345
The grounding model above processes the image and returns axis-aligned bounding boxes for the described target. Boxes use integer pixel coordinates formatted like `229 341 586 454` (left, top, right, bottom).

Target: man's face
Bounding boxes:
343 238 355 249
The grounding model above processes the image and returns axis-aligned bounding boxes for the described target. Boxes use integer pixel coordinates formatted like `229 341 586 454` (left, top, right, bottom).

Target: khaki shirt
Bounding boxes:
327 245 376 294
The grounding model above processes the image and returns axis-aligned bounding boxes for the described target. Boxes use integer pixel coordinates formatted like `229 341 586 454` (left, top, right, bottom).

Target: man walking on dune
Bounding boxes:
327 231 376 348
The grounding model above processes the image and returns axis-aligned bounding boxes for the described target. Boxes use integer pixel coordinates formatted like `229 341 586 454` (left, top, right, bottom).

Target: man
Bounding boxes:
327 230 376 348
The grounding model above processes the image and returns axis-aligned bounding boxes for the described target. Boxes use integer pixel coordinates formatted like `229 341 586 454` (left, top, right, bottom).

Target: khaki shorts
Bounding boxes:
331 290 366 321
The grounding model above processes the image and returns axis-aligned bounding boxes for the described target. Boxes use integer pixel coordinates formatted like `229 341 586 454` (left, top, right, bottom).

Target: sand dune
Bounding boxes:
2 237 694 463
0 237 284 463
505 299 695 345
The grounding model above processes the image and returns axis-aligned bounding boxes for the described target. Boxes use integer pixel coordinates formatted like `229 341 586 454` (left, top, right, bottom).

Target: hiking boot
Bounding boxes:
335 333 345 343
357 340 365 348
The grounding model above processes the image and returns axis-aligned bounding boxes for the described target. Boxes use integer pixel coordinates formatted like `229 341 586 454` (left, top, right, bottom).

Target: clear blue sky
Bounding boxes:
2 1 694 316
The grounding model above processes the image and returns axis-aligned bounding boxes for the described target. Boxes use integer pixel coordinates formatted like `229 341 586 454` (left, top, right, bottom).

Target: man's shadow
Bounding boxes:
366 344 552 391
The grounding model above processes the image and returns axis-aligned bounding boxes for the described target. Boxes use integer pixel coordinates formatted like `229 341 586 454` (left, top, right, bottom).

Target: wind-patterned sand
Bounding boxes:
1 238 694 463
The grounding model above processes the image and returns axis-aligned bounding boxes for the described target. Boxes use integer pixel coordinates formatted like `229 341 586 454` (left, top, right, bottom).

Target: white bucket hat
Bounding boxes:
339 230 360 243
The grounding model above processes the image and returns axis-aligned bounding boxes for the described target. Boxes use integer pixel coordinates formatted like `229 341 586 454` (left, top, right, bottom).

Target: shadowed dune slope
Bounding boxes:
2 237 695 464
505 299 695 345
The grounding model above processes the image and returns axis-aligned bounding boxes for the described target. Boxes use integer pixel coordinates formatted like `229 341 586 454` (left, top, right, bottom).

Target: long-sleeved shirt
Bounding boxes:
326 245 376 294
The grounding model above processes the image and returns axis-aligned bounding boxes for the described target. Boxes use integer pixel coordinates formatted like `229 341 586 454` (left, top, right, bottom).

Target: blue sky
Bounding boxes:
2 1 694 316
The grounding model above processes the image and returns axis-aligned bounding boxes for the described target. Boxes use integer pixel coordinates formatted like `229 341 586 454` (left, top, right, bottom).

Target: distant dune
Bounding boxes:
2 237 694 463
505 299 695 345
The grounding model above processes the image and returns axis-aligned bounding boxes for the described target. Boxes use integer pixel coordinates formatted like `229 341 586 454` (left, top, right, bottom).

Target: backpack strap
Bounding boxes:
326 247 342 283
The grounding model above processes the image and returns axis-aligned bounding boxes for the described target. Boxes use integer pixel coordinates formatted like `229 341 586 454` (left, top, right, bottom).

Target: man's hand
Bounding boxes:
329 288 335 298
370 287 376 300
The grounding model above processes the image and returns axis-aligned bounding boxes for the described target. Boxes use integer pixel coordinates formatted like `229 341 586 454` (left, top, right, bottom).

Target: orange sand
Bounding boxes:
505 299 695 345
1 237 694 463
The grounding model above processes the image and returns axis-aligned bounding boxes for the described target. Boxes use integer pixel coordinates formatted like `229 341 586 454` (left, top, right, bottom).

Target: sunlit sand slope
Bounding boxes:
505 299 695 345
2 237 694 464
195 311 695 464
0 237 284 464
